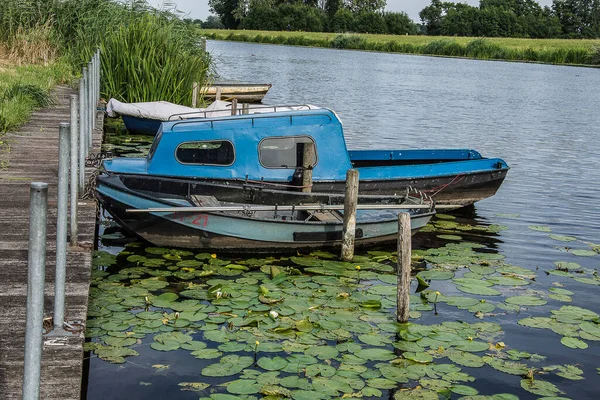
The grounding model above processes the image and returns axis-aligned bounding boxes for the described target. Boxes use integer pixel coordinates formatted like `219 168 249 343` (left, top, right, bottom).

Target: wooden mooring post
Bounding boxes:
340 169 359 261
301 142 315 193
192 82 199 108
231 98 238 115
396 212 412 322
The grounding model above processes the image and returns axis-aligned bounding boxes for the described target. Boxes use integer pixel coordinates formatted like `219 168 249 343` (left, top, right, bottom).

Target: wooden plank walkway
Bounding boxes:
0 85 101 399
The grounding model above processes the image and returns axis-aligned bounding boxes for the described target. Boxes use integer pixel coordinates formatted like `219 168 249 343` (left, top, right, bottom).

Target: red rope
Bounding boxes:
424 173 466 197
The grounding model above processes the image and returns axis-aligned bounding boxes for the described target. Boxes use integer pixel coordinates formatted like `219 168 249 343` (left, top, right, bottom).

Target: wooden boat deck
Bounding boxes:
0 86 101 399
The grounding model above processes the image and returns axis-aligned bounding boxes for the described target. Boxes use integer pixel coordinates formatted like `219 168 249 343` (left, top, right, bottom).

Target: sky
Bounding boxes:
148 0 554 23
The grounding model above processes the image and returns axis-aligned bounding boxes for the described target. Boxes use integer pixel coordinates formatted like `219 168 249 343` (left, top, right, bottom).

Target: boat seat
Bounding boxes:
308 210 344 223
190 195 222 207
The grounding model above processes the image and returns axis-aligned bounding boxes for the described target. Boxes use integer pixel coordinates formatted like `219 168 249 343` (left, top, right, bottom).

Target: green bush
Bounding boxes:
330 34 367 49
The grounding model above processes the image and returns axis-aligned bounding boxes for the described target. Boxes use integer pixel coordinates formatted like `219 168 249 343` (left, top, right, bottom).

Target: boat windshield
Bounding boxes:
148 129 163 160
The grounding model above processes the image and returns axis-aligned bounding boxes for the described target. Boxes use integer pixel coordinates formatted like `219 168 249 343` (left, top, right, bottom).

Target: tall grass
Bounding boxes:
0 0 211 105
204 29 600 66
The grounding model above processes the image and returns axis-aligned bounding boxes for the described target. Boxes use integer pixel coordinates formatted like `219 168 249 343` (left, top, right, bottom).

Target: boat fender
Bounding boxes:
290 167 304 191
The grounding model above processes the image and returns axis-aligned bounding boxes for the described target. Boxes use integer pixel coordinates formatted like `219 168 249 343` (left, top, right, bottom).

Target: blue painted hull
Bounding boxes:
122 115 162 135
96 180 434 251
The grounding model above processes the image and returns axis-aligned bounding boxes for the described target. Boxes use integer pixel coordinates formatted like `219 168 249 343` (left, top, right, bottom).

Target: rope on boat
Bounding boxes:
426 173 466 198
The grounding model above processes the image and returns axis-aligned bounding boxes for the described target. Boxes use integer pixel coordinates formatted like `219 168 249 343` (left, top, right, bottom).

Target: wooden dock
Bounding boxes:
0 86 101 399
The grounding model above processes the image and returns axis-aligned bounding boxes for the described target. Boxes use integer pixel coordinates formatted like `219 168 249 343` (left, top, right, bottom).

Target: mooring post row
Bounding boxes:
396 212 412 323
22 182 48 400
341 169 359 262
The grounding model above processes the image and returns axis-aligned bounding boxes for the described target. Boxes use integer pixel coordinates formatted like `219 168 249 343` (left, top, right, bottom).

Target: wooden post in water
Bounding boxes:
396 212 412 323
340 169 359 261
192 82 199 108
231 98 238 116
301 142 315 193
215 86 222 101
242 103 249 115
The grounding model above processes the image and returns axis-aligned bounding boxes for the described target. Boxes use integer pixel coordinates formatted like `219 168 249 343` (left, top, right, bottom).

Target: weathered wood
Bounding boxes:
0 85 99 399
301 142 314 193
192 82 199 108
396 212 412 323
231 98 238 116
340 169 359 261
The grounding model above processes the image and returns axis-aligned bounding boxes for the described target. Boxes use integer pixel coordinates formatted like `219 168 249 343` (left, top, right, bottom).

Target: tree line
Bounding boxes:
201 0 600 38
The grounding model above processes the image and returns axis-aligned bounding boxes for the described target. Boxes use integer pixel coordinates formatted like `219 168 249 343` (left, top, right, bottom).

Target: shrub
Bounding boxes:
330 34 367 49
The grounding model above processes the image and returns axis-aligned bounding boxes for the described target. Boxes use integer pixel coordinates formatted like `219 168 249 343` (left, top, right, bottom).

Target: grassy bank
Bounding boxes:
0 55 73 166
203 29 600 66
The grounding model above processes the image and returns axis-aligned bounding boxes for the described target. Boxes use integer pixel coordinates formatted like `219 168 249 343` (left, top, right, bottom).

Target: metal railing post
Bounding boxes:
48 123 70 336
88 61 94 134
69 96 79 245
81 68 89 155
22 182 48 400
78 74 86 193
97 50 101 102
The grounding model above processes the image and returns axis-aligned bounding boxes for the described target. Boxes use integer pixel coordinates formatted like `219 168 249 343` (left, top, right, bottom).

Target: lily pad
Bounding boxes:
520 379 564 397
257 356 288 371
560 336 588 349
529 225 552 232
505 295 547 306
570 249 597 257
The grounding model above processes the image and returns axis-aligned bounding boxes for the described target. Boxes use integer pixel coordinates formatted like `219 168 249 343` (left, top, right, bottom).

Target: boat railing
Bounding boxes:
170 110 333 131
166 104 318 121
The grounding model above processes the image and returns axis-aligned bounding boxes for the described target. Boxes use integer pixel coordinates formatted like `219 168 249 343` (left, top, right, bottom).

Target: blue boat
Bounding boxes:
101 106 509 207
96 174 435 251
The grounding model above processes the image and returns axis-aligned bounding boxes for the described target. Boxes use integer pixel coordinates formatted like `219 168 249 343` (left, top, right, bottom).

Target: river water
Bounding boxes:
209 39 600 269
86 41 600 399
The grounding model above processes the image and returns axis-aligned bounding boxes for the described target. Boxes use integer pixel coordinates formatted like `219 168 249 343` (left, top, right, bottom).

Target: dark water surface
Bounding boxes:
86 41 600 399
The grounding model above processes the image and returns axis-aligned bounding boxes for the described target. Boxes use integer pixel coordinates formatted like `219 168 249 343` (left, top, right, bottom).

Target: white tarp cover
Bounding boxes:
106 98 320 121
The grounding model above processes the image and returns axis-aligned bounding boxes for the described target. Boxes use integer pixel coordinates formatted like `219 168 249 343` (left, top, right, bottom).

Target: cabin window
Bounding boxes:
259 136 317 168
175 140 235 165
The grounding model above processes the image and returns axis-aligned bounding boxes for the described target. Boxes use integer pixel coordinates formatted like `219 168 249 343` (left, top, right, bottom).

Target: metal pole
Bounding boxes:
97 49 101 102
396 212 412 323
88 61 94 132
69 96 79 246
78 75 86 193
22 182 48 400
81 69 89 155
49 123 70 335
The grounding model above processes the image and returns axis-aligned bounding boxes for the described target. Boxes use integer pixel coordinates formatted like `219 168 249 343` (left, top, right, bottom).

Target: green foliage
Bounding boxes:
0 0 211 105
330 34 368 49
353 11 387 34
384 12 419 35
99 13 209 104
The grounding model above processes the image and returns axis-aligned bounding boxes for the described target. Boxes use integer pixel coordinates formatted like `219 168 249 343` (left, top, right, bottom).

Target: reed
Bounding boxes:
0 0 211 104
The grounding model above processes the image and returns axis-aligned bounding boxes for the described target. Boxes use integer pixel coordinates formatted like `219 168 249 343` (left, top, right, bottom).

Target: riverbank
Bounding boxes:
202 29 600 67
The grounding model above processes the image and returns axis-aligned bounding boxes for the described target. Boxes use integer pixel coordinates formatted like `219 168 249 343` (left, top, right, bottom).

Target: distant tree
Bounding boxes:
353 11 387 33
553 0 600 37
203 15 226 29
278 3 326 31
347 0 387 13
329 8 355 31
239 4 280 30
440 3 479 36
419 0 446 35
208 0 241 28
325 0 343 17
383 11 418 35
